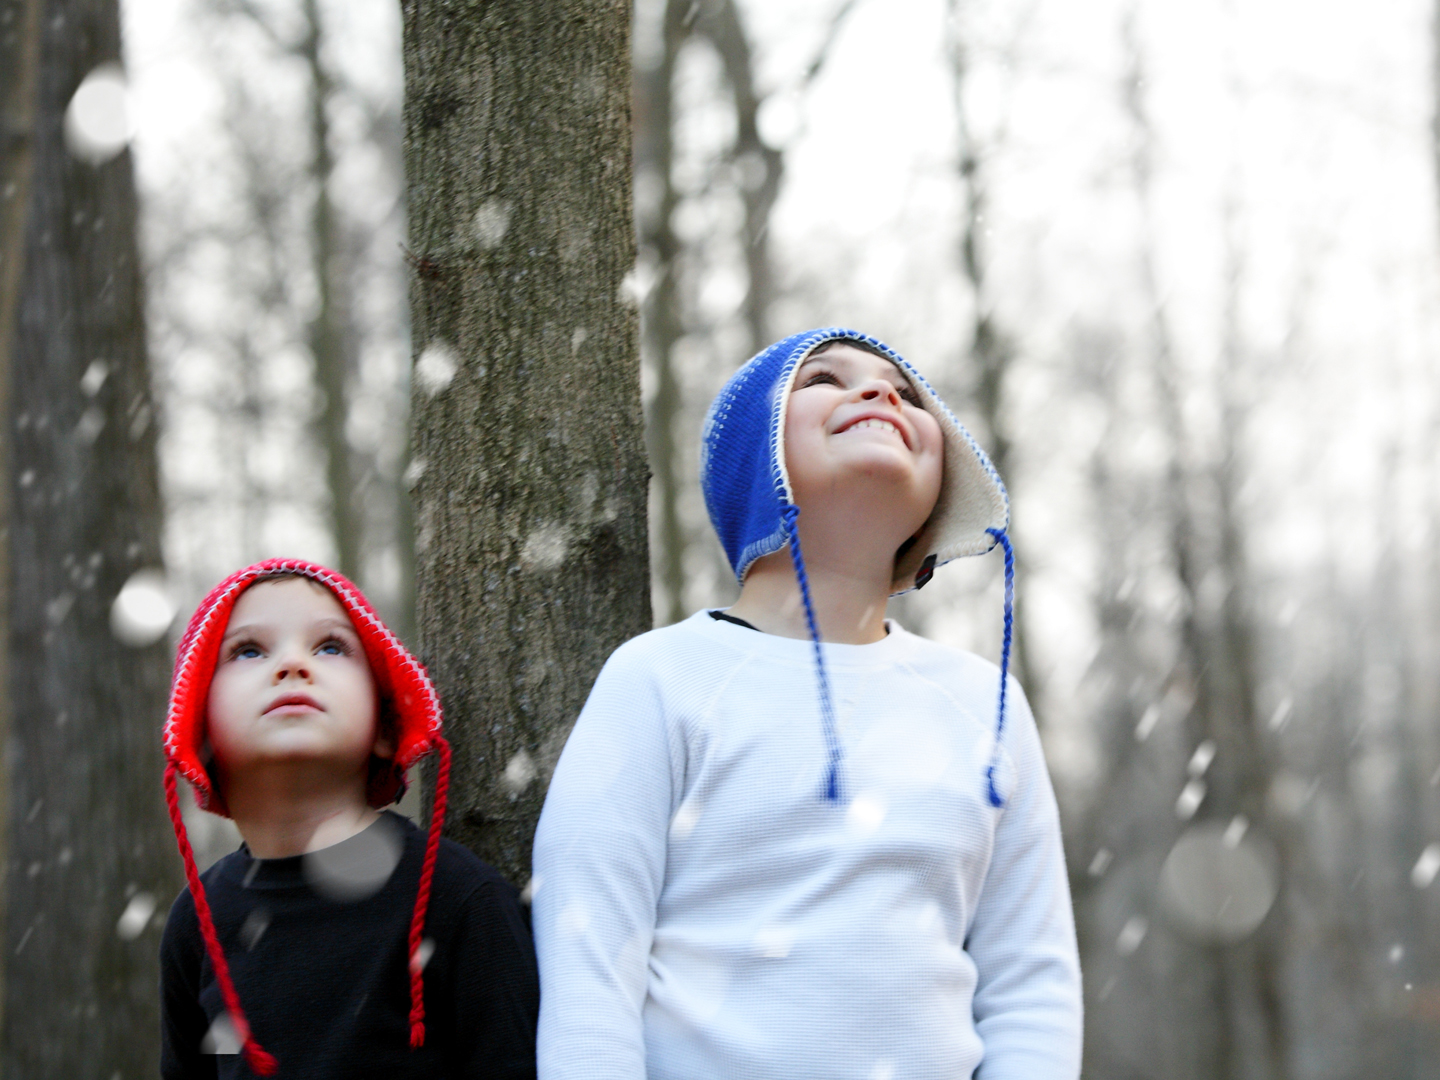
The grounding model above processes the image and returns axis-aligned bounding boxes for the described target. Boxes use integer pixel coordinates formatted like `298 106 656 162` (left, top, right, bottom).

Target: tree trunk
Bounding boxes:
944 0 1033 695
697 0 781 356
299 0 362 582
400 0 649 886
635 0 689 627
0 0 44 1048
3 0 179 1072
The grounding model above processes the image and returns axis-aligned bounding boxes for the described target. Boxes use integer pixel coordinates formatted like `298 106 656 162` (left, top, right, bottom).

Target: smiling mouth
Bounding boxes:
837 417 906 445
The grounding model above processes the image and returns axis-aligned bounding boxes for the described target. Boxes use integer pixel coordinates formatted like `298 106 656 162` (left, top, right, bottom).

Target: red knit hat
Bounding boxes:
161 558 451 1075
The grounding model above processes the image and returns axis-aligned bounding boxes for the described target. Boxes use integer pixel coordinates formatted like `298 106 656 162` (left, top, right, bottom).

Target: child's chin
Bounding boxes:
255 739 368 765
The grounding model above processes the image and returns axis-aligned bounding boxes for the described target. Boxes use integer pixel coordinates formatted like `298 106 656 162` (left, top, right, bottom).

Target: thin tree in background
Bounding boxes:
401 0 649 885
214 0 385 587
636 0 852 625
943 0 1034 693
637 0 783 626
635 0 691 627
149 0 413 637
0 0 43 1045
298 0 362 582
2 0 179 1070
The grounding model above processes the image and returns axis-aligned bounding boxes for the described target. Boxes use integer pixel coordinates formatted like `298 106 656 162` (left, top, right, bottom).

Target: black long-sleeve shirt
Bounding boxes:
161 811 539 1079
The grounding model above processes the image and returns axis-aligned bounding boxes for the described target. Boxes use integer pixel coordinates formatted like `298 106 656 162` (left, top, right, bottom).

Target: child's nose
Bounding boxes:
273 651 312 682
859 380 902 405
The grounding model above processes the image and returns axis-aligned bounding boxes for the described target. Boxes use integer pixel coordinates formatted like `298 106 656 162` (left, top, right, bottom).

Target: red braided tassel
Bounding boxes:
164 764 278 1076
407 735 451 1048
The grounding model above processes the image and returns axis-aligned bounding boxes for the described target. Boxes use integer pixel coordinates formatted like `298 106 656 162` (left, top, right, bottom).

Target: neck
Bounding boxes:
222 764 379 859
727 504 903 645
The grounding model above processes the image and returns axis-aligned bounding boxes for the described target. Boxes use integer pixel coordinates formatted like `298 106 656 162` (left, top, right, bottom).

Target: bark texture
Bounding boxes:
0 0 44 1049
3 0 178 1073
401 0 648 886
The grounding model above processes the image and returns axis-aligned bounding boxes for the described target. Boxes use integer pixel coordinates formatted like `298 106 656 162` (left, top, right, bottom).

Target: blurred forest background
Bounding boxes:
3 0 1440 1075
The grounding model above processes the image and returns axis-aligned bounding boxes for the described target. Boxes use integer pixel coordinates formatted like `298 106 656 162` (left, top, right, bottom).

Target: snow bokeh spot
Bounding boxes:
520 873 542 905
76 406 105 445
200 1012 241 1055
1116 916 1147 956
846 794 886 837
669 800 701 840
65 64 132 165
1411 844 1440 889
559 901 590 936
753 924 795 959
110 570 176 647
1175 779 1205 820
116 892 155 940
1159 823 1278 942
410 937 435 973
415 342 459 397
1187 740 1216 777
502 750 537 797
80 359 109 397
521 523 571 572
1269 695 1294 731
472 200 512 249
302 815 403 901
240 907 270 951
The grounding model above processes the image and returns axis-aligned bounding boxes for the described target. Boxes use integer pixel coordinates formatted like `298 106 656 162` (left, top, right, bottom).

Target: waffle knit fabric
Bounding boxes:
531 612 1082 1079
161 811 539 1079
699 327 1014 805
160 558 454 1073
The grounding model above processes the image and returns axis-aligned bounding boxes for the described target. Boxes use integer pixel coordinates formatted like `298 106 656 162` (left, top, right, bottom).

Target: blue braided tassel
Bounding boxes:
782 505 844 803
985 527 1015 808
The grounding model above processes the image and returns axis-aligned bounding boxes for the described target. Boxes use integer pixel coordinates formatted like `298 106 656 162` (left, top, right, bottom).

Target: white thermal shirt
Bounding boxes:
532 610 1081 1080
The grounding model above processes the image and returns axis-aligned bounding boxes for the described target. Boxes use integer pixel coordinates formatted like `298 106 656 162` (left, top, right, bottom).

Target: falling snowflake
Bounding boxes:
1116 917 1147 956
410 937 435 973
472 200 512 249
116 892 156 940
502 750 537 797
1175 779 1206 820
1159 823 1278 943
1410 844 1440 889
414 342 459 397
64 64 132 165
110 570 175 647
200 1012 240 1055
302 815 403 901
240 907 270 951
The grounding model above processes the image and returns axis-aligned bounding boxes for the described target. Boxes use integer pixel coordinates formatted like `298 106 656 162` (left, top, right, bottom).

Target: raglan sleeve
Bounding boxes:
530 640 680 1080
966 678 1083 1079
159 887 218 1080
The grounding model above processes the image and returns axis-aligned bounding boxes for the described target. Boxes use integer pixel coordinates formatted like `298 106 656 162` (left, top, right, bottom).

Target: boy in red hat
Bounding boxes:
160 559 539 1078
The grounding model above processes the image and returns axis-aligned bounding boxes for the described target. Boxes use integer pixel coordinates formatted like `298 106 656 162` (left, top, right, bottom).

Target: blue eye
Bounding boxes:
317 639 346 656
232 644 262 660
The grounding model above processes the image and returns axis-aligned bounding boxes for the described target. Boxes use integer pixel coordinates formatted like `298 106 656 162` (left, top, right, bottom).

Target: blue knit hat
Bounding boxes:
700 327 1016 805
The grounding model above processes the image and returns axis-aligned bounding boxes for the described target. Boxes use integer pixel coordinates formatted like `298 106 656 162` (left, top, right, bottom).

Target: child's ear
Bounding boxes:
372 732 396 761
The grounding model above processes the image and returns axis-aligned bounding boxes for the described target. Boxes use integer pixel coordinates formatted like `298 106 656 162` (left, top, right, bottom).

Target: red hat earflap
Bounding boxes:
162 559 452 1067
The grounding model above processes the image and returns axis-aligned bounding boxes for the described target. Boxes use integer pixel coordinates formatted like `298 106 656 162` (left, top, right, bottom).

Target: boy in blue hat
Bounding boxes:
532 329 1081 1079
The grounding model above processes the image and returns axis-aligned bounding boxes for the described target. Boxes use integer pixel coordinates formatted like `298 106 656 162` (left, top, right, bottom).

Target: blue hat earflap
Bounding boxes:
781 503 844 802
984 527 1015 808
